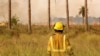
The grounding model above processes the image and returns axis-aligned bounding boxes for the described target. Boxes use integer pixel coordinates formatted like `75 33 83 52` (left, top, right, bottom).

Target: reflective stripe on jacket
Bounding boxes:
47 33 70 52
50 35 66 52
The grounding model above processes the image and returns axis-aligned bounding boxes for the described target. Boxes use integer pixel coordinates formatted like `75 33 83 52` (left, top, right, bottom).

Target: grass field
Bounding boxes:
0 25 100 56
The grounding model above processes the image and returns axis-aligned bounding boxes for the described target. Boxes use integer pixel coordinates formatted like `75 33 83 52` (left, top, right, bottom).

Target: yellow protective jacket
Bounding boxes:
47 33 71 56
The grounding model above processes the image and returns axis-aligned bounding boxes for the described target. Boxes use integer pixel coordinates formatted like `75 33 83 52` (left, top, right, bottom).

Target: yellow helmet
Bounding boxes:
54 22 64 30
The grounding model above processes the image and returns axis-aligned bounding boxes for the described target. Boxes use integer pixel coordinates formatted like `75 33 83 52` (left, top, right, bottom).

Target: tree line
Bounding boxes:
8 0 88 34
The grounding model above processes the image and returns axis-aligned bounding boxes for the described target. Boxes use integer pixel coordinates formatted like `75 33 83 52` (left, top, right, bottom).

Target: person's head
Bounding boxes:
53 21 64 33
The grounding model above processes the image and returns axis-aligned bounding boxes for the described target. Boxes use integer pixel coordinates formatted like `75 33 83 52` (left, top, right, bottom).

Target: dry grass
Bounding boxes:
0 25 100 56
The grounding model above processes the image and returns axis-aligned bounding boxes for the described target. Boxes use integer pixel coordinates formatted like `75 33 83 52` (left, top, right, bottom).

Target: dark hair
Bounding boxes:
54 29 63 33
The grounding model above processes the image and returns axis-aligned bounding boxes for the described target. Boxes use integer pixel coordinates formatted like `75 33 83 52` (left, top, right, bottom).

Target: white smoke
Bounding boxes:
0 0 100 24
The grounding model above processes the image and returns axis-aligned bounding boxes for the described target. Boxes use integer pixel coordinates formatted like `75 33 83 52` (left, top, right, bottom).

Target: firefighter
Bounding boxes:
47 21 73 56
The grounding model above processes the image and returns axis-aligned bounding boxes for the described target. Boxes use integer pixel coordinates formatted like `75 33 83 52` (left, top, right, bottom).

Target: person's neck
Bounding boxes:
55 32 63 34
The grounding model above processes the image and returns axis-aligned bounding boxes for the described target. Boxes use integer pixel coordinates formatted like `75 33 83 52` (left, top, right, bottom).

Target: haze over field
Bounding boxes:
0 0 100 24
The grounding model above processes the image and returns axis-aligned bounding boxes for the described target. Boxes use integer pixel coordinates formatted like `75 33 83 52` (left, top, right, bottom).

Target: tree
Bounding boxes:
8 0 11 29
11 15 19 30
11 15 19 26
79 6 85 24
66 0 69 29
11 15 20 38
28 0 32 33
84 0 88 31
48 0 51 28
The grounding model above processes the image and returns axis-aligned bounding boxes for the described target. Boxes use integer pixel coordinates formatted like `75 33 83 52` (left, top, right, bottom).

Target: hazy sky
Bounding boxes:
0 0 100 24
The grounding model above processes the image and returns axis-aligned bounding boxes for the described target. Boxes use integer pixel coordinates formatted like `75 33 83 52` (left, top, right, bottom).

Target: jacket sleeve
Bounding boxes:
65 38 74 55
65 38 72 51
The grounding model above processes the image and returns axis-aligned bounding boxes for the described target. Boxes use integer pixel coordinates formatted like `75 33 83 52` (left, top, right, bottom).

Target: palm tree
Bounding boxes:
79 6 85 24
48 0 51 28
66 0 69 29
28 0 32 33
8 0 11 29
84 0 88 31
